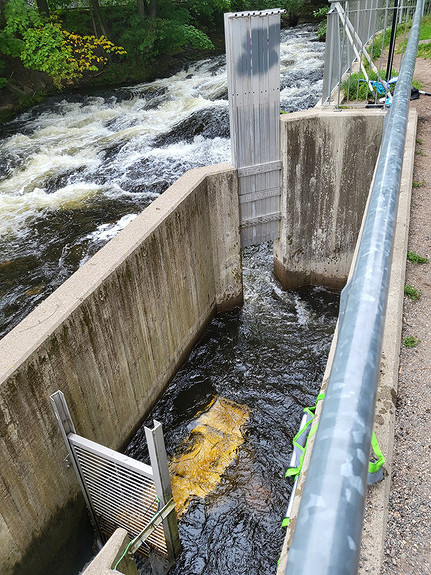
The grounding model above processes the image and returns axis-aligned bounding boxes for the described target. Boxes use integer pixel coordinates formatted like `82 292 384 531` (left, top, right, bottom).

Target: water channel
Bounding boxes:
0 25 339 575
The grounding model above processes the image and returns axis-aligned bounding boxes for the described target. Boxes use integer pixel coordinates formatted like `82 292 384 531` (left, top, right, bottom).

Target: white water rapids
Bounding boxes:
0 24 324 336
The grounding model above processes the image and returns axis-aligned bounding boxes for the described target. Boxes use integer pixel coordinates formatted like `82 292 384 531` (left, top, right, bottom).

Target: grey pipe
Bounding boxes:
285 1 424 573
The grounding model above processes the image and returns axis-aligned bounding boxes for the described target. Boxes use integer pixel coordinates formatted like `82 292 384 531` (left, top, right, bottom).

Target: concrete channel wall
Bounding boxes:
276 110 418 575
0 163 242 575
274 109 385 289
0 108 389 575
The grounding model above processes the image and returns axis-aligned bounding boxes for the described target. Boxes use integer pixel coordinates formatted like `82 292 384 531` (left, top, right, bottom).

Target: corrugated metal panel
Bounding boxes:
69 433 168 556
225 10 283 247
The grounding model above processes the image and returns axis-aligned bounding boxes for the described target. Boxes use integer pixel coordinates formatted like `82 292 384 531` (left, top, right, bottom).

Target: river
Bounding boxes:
0 24 324 338
0 25 337 575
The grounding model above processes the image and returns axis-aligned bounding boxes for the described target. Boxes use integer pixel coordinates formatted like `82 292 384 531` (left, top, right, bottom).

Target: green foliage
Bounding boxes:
403 335 420 348
0 59 6 89
404 284 422 301
313 5 329 40
114 2 215 65
407 251 429 264
20 23 71 84
417 42 431 59
370 27 392 60
185 0 232 28
54 8 93 36
419 14 431 40
0 0 126 88
0 0 40 58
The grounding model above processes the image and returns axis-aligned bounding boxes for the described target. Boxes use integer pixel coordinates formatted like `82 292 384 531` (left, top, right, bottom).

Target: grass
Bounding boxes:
417 43 431 59
404 14 431 58
342 15 431 102
403 335 421 348
404 284 422 301
419 14 431 41
412 179 426 188
341 69 393 102
407 250 429 264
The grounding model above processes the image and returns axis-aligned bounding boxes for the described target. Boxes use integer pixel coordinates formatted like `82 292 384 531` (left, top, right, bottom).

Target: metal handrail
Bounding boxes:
285 0 424 573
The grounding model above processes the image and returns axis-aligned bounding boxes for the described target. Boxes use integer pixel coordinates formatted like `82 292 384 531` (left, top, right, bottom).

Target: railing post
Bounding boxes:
145 421 181 562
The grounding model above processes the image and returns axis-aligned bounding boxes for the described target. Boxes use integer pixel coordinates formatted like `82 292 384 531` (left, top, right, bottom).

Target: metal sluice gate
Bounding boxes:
50 391 180 561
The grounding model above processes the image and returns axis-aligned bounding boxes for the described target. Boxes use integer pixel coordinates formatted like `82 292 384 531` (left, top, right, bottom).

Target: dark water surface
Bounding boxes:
0 25 335 575
127 245 339 575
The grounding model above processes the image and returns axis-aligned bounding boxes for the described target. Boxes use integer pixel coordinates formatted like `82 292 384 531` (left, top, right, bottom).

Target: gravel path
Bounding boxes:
382 56 431 575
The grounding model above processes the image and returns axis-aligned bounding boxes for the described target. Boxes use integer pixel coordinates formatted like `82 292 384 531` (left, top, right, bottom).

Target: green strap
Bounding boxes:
283 394 385 531
285 394 325 479
368 431 385 474
285 394 384 479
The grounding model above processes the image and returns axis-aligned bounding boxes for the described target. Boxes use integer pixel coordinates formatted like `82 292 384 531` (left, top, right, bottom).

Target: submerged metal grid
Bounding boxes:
69 433 168 556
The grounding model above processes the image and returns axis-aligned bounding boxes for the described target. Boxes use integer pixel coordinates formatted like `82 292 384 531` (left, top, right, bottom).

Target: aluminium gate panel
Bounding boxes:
225 9 283 247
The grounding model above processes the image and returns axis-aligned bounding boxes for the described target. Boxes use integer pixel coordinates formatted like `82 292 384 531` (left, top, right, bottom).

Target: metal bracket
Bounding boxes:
129 499 176 555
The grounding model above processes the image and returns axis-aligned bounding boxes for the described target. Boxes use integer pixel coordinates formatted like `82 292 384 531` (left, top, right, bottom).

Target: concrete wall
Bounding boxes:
276 109 418 575
0 163 242 575
274 109 385 289
82 528 139 575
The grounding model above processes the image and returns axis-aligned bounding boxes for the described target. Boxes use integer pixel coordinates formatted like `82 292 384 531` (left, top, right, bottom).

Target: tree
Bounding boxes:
137 0 146 18
89 0 110 37
35 0 49 17
149 0 156 18
0 0 126 88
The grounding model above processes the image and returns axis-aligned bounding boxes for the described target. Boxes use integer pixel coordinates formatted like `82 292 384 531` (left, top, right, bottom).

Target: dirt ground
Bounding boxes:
381 55 431 574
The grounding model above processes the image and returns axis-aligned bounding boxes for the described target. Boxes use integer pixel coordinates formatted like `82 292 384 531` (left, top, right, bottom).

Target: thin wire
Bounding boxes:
112 496 159 570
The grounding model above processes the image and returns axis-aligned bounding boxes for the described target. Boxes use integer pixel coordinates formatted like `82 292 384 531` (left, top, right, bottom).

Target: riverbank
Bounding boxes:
0 49 210 123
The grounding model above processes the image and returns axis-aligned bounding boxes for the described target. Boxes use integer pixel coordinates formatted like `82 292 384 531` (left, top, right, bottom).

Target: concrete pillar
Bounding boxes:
274 109 384 290
207 166 243 312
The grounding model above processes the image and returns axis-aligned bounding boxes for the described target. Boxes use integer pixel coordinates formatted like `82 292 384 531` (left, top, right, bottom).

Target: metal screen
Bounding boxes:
225 9 283 247
50 391 180 561
69 433 167 555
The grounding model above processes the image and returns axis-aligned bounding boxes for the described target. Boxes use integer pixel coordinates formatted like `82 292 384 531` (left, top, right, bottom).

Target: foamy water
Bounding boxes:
0 25 324 337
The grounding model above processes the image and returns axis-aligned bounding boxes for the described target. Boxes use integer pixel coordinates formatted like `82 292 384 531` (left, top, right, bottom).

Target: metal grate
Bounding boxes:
69 434 167 556
50 391 180 561
321 0 428 107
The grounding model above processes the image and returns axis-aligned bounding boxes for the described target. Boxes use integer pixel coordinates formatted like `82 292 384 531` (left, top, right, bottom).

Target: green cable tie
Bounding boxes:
285 394 325 479
368 431 385 474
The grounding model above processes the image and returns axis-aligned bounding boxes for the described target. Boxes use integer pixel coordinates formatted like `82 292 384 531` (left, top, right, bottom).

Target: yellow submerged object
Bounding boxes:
169 396 249 516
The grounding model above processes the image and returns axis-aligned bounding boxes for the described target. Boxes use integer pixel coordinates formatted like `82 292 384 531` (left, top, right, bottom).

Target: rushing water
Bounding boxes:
0 24 333 575
0 25 324 338
127 245 339 575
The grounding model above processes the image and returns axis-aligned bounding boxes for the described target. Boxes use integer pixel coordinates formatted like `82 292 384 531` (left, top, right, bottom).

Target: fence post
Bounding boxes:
145 421 181 561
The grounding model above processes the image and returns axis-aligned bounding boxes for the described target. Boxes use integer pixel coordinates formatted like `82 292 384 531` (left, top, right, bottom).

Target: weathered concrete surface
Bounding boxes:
0 163 242 575
82 528 138 575
274 108 385 290
276 110 417 575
